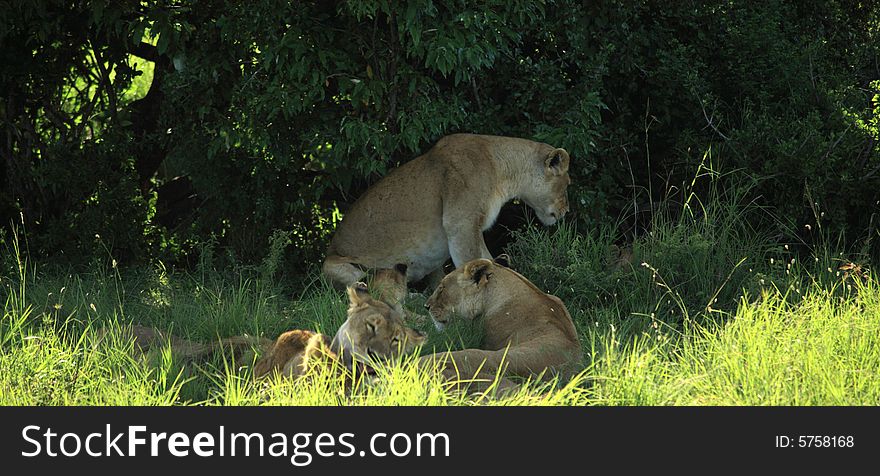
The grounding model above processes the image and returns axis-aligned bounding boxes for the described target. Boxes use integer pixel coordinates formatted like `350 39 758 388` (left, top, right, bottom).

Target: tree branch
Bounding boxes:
90 42 119 126
131 42 162 63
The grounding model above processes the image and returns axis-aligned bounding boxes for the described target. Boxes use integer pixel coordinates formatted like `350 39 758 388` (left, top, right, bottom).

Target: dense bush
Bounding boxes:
505 170 771 335
2 1 878 272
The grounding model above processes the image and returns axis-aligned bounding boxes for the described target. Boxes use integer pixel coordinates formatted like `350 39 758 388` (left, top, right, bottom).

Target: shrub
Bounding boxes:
2 1 877 269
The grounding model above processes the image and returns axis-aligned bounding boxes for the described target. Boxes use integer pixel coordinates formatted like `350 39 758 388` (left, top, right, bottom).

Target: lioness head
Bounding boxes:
521 147 571 226
425 258 502 330
331 282 427 370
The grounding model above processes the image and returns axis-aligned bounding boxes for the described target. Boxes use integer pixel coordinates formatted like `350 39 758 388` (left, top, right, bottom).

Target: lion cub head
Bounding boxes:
331 280 426 370
424 257 510 330
521 147 571 226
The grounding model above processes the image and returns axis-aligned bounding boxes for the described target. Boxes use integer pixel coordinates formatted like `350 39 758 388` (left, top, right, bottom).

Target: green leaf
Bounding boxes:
156 31 170 55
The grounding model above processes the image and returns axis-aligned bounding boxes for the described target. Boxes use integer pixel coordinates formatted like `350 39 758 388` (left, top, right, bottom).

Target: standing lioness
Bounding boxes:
323 134 571 288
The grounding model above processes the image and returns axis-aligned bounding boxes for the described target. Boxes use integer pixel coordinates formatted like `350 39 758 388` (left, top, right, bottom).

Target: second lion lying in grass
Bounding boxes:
95 267 426 383
422 257 582 386
254 279 426 379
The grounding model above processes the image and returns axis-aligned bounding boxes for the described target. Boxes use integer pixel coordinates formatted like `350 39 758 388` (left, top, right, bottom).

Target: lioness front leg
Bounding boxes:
503 340 583 379
421 348 509 381
420 349 520 394
422 341 580 382
443 218 492 268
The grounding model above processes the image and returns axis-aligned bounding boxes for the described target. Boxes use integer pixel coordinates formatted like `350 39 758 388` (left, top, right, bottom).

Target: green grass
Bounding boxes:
2 179 878 405
582 283 880 405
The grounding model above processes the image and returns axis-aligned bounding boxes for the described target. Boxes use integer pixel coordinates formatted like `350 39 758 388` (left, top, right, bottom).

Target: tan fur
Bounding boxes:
323 134 572 288
369 264 408 313
94 325 270 363
97 274 426 383
421 258 582 385
97 324 329 379
369 263 429 326
253 329 335 379
254 279 427 380
331 281 427 369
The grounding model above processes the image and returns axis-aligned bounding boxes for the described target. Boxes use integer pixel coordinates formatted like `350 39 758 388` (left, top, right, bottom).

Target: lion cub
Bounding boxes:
421 257 582 383
254 275 426 379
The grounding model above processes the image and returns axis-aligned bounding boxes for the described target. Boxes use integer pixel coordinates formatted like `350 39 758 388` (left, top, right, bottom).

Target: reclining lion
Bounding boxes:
96 268 425 382
323 134 572 288
420 258 582 385
254 277 426 380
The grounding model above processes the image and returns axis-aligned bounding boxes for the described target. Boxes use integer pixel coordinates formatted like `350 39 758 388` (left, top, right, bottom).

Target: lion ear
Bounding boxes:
493 254 511 268
464 259 492 286
545 148 570 175
393 263 408 276
365 313 384 328
346 282 370 307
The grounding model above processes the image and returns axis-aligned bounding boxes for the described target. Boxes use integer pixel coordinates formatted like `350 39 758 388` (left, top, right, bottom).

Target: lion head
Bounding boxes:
331 281 427 370
424 258 504 330
521 147 571 226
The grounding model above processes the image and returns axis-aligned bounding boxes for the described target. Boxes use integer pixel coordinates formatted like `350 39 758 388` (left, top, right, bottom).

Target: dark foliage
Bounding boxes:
2 1 878 274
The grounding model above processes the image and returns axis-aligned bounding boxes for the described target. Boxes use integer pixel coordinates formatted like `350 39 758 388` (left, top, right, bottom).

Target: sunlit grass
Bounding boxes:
2 180 878 405
3 262 876 405
582 281 880 405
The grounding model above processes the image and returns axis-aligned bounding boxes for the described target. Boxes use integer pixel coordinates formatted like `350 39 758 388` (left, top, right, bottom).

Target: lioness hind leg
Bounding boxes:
503 342 582 379
212 335 273 363
253 330 314 379
321 255 367 289
96 325 213 361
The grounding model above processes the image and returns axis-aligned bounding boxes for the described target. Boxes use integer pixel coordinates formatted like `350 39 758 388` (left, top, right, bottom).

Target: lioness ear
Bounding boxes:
393 263 408 276
545 148 570 175
493 254 511 268
365 313 384 328
362 313 386 337
346 282 370 307
464 259 492 286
